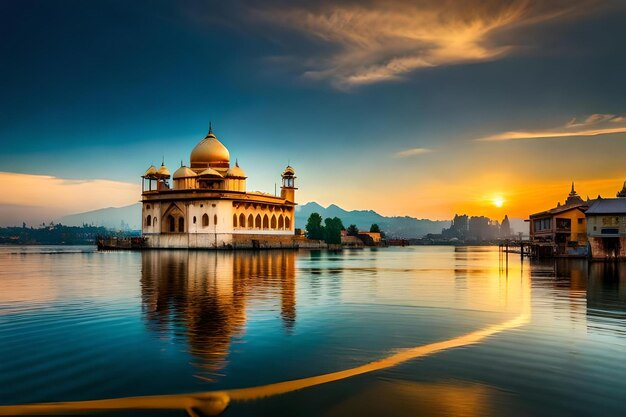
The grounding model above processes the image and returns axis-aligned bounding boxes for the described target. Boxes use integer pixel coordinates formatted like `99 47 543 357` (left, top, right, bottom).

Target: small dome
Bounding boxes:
157 163 171 178
282 165 295 176
198 167 223 178
144 165 157 176
173 165 197 179
190 128 230 168
226 161 247 178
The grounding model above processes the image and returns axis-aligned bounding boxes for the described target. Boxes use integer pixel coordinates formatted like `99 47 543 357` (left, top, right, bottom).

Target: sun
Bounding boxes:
493 197 505 208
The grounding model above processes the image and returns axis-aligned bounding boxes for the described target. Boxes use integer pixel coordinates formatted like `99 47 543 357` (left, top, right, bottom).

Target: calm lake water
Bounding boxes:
1 246 625 416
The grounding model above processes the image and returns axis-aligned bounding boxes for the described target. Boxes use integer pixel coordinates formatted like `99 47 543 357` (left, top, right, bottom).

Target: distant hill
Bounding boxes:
57 204 141 230
295 202 450 238
55 201 528 238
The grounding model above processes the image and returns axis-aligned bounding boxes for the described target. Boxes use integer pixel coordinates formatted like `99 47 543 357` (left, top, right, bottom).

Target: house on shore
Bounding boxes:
586 182 626 260
528 183 590 257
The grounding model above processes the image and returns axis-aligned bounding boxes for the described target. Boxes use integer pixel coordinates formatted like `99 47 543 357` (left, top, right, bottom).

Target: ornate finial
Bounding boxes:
571 181 575 193
162 156 164 165
180 160 183 167
209 121 213 134
235 158 239 167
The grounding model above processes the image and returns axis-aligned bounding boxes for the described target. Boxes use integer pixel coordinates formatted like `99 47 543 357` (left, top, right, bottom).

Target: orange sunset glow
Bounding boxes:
3 2 626 417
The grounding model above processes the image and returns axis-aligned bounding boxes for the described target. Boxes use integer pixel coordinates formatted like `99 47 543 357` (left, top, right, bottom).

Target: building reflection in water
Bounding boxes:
529 258 626 335
587 263 626 334
140 250 297 379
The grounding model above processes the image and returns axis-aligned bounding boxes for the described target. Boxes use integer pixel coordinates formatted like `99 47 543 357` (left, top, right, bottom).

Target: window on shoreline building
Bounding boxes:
146 215 152 226
533 218 551 231
202 214 209 227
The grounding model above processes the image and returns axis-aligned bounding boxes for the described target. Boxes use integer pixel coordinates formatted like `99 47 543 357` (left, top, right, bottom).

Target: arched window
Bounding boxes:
239 213 246 228
271 215 277 229
178 217 184 232
248 214 254 229
263 214 269 229
285 217 291 229
154 217 157 225
146 215 152 226
202 213 209 227
278 215 284 229
193 216 197 224
255 214 262 229
214 214 218 225
233 214 237 227
168 215 175 232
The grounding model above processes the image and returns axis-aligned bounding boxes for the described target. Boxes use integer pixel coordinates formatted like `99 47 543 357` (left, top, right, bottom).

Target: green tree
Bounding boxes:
324 217 344 244
370 224 381 233
346 224 359 236
305 213 325 240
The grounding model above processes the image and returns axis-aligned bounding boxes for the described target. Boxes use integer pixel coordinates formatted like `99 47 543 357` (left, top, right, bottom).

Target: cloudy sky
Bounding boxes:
2 0 626 225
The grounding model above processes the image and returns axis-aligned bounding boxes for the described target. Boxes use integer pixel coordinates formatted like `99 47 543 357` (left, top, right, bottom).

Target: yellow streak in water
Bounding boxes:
0 281 530 416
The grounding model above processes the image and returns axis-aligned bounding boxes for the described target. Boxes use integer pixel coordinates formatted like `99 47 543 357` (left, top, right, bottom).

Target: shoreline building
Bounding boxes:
586 182 626 260
528 183 590 257
140 126 299 249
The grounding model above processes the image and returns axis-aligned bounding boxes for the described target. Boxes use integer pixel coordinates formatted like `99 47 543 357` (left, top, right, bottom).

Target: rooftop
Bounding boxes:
586 198 626 215
529 182 589 218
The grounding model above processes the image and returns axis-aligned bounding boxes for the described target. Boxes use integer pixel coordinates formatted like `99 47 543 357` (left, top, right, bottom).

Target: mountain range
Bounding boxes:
56 202 527 238
295 202 451 238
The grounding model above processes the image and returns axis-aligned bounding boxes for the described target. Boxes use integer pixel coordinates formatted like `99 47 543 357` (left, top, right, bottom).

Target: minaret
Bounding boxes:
617 181 626 198
280 165 297 202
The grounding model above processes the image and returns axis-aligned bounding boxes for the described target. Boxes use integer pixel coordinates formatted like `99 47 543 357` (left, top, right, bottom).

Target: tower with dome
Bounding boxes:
140 125 298 248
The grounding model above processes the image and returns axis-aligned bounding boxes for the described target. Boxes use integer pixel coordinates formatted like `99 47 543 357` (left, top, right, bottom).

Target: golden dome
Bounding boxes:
226 161 247 178
282 165 295 176
173 165 197 179
144 165 157 177
198 167 223 178
190 129 230 168
157 163 171 177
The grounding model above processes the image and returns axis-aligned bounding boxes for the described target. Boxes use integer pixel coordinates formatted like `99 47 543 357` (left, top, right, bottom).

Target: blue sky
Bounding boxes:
2 0 626 224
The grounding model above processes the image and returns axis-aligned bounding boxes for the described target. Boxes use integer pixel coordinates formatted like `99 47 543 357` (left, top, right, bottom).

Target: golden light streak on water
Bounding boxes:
0 267 530 417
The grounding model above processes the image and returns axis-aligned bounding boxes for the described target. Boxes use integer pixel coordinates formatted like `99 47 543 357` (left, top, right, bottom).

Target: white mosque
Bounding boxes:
141 125 298 249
